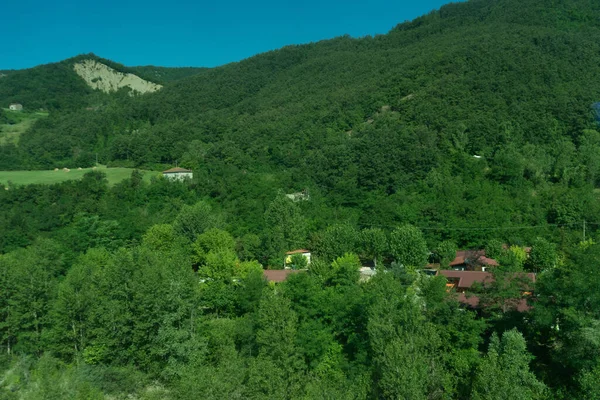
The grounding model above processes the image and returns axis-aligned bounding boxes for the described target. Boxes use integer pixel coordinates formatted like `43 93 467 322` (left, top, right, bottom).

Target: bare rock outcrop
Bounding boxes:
74 60 162 95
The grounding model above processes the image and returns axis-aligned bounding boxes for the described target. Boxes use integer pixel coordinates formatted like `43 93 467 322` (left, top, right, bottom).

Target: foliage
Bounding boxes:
528 237 558 272
471 329 547 400
389 224 429 267
360 227 388 267
2 0 600 398
435 240 458 268
173 201 222 242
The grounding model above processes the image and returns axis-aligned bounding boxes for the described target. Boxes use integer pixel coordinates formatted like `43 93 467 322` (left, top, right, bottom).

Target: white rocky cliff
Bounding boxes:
73 60 162 94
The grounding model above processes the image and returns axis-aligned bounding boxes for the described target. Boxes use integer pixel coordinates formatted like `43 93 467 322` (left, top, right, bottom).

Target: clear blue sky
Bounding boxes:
1 0 459 70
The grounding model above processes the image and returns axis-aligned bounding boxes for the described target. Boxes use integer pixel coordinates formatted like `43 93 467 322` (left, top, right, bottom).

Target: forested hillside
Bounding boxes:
0 54 171 111
128 65 207 84
2 0 600 398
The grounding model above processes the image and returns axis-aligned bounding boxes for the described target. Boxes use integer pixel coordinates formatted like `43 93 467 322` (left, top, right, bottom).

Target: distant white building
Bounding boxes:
9 103 23 111
162 167 193 181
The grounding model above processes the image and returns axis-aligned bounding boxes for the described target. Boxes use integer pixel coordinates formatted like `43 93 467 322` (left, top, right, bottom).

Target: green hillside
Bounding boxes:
129 65 208 83
0 53 195 112
4 1 600 398
0 109 48 145
0 165 159 186
6 0 600 244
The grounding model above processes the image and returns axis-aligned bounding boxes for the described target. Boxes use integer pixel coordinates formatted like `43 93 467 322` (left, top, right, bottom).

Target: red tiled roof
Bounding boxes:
285 249 311 255
455 293 532 312
163 167 192 173
263 269 303 282
449 250 498 267
438 270 494 288
438 270 536 312
438 270 536 289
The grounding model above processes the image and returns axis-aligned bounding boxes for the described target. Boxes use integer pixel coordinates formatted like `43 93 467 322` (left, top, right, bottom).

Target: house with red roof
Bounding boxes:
449 249 499 271
437 270 536 312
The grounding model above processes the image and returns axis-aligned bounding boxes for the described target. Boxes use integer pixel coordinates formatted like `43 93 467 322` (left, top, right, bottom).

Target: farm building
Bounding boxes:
9 103 23 111
162 167 193 181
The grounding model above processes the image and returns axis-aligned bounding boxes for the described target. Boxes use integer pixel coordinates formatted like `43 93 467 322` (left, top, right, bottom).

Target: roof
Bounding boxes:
455 293 531 312
263 269 303 283
438 270 536 289
163 167 192 174
438 270 536 312
285 249 311 255
438 270 494 288
449 249 499 267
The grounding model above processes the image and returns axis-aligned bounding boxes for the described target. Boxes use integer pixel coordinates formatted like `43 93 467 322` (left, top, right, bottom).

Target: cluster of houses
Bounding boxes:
263 247 536 312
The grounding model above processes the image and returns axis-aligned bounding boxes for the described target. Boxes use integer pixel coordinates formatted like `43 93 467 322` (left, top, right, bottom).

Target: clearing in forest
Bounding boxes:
0 165 160 186
0 110 49 145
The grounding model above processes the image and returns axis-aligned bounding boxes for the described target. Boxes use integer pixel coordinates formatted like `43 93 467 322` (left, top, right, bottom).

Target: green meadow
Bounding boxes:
0 109 49 145
0 165 160 186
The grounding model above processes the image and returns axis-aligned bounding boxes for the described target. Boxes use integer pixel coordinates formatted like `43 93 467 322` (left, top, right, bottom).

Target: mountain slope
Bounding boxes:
73 59 163 94
128 65 207 83
0 54 168 111
15 0 600 166
5 0 600 244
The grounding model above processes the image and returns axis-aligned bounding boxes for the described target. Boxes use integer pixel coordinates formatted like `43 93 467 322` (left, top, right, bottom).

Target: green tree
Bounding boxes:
435 240 458 268
173 201 222 242
192 228 236 265
580 362 600 400
485 239 504 260
142 223 180 252
528 237 557 272
312 223 359 263
360 228 387 268
288 253 308 270
254 288 304 397
46 248 110 360
263 194 307 265
368 274 449 399
471 329 546 400
330 253 361 286
389 224 429 268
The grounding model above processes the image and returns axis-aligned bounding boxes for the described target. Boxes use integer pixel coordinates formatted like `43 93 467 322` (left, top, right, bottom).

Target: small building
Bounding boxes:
162 167 193 181
9 103 23 111
284 249 311 269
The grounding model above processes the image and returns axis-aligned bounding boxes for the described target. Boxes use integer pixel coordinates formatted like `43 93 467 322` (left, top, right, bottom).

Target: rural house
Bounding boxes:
9 103 23 111
284 249 311 269
438 270 536 312
162 167 193 181
449 249 499 271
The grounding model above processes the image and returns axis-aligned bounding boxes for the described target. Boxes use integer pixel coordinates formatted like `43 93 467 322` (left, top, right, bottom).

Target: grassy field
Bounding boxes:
0 110 49 145
0 165 161 187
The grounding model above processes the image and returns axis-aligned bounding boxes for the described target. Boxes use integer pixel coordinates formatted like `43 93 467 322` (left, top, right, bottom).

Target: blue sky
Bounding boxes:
1 0 459 70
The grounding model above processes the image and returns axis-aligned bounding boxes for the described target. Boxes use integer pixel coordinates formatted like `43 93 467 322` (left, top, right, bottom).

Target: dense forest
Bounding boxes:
2 0 600 398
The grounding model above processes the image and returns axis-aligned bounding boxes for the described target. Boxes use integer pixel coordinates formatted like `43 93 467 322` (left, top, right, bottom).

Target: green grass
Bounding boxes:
0 165 161 187
0 110 49 145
